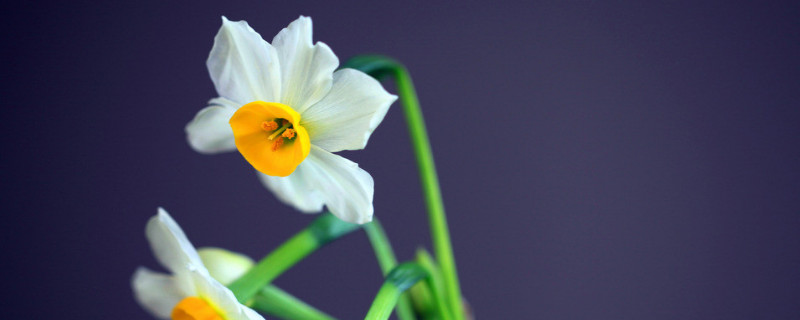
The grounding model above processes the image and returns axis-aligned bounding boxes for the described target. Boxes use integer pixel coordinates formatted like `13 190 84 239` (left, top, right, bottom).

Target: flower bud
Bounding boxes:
197 247 254 285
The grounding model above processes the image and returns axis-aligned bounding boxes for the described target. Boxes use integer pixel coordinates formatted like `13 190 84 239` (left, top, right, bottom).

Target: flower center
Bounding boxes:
229 101 311 177
262 119 297 151
171 297 223 320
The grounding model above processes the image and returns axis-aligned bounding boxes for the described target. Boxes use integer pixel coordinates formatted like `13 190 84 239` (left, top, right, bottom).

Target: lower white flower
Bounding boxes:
186 16 396 224
131 208 263 320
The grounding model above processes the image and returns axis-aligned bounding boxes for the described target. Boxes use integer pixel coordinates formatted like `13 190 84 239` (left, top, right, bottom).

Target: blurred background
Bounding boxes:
2 1 799 318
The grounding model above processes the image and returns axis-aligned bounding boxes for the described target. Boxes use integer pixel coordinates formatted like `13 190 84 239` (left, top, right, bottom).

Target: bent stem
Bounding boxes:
395 66 464 320
365 263 429 320
343 55 465 320
414 249 452 320
364 220 416 320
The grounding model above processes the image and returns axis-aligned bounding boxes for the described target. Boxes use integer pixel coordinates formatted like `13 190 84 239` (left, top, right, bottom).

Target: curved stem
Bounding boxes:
364 221 416 320
364 263 428 320
393 64 464 320
343 55 465 320
415 249 452 320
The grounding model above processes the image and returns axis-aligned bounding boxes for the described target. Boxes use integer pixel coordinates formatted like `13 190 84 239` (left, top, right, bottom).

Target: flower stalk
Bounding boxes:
413 249 452 320
363 220 416 320
227 213 360 303
251 285 336 320
344 56 465 320
364 263 429 320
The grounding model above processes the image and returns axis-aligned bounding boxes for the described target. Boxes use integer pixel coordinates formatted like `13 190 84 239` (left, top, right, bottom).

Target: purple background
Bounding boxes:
2 1 799 319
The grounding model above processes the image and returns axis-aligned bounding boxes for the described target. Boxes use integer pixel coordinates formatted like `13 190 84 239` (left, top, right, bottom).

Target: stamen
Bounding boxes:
272 137 284 151
282 128 296 139
281 119 289 126
261 121 278 131
268 121 292 140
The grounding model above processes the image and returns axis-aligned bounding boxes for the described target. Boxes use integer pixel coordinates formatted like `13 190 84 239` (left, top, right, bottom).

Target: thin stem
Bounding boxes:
364 221 398 273
342 56 466 320
251 285 337 320
394 65 465 320
364 263 428 320
228 229 317 302
415 249 452 320
365 281 403 320
363 221 416 320
228 213 360 303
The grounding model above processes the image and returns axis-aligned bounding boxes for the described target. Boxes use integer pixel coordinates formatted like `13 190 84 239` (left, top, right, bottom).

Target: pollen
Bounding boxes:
272 137 285 151
171 297 222 320
282 128 296 139
261 121 278 131
229 101 310 176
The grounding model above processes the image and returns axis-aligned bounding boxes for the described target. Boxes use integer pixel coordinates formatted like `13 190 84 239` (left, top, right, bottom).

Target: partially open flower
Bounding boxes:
131 208 263 320
186 16 396 224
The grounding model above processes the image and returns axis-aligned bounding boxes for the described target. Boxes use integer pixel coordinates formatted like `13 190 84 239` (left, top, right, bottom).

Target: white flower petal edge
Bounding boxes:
258 163 326 213
132 267 185 319
186 98 239 154
132 209 264 320
208 16 281 104
146 208 204 272
272 16 338 114
306 146 375 224
189 268 262 320
263 145 375 224
302 68 398 152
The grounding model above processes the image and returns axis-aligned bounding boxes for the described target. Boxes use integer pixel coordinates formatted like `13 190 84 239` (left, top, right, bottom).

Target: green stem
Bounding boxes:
228 213 360 302
251 285 337 320
365 263 429 320
343 55 465 320
363 221 416 320
415 249 452 320
365 282 402 320
393 65 464 320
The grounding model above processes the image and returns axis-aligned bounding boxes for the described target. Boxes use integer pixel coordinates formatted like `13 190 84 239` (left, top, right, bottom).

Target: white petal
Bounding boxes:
302 68 397 152
272 16 338 113
197 247 254 286
257 146 374 223
131 267 184 319
307 146 375 224
258 163 326 213
191 269 265 320
208 17 281 103
185 98 238 154
146 208 205 274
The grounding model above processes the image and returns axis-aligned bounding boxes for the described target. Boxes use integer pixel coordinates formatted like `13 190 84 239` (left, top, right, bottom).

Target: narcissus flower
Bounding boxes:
186 16 396 224
131 208 264 320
